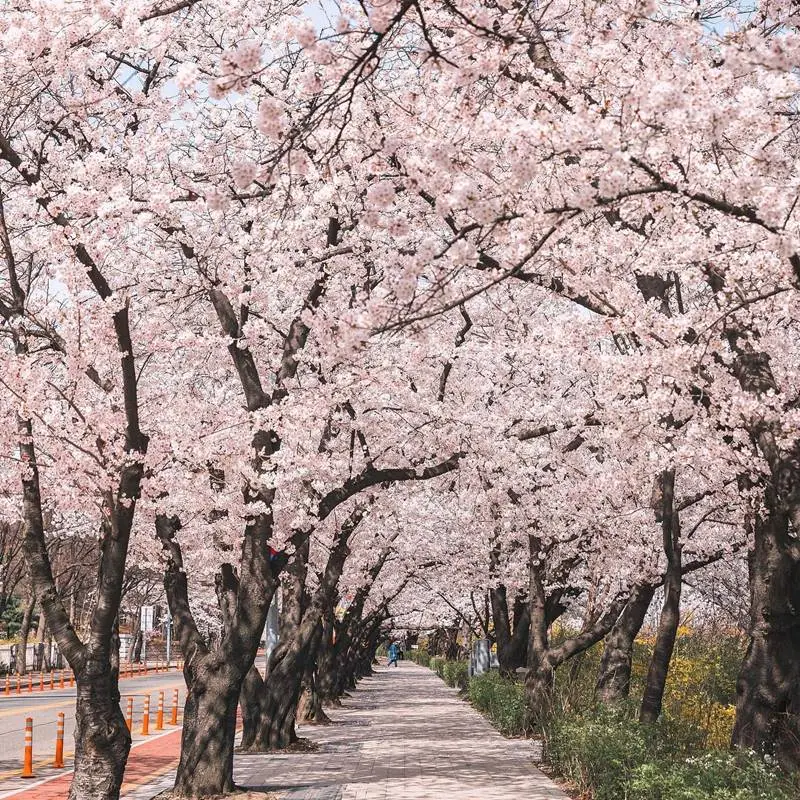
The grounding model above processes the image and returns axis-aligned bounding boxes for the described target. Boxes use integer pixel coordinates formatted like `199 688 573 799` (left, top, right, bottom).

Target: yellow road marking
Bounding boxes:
0 751 75 780
0 697 75 720
0 677 184 719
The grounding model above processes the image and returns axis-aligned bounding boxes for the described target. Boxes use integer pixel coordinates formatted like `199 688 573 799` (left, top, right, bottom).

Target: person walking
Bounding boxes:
387 642 399 667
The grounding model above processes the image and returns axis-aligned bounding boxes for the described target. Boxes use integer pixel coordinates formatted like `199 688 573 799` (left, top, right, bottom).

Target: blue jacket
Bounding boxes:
388 644 399 659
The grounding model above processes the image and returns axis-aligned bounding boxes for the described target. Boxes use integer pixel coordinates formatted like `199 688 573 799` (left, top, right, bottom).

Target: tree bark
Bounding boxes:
491 586 529 675
316 607 337 706
732 502 800 769
69 661 130 800
524 533 629 731
244 646 305 750
297 621 330 724
242 506 364 749
157 512 283 797
640 469 682 724
524 534 552 730
239 664 266 750
173 653 240 798
712 331 800 767
596 584 655 703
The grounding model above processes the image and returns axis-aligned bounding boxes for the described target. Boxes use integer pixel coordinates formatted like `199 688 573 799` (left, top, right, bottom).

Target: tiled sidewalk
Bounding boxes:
130 661 568 799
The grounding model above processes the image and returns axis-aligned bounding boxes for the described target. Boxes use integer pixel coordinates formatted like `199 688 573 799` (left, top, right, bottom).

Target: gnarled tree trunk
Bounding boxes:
173 654 240 798
239 664 266 750
597 584 655 703
69 662 130 800
244 644 305 750
297 622 330 724
491 585 529 675
732 502 800 769
640 469 682 725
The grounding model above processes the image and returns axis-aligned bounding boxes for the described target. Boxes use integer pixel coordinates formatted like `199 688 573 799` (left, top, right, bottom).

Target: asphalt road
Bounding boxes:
0 670 186 792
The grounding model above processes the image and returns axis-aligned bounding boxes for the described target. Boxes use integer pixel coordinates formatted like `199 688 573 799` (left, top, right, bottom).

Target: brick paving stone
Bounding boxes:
234 661 568 800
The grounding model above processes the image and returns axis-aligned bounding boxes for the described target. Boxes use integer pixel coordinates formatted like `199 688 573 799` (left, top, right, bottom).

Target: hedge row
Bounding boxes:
548 706 799 800
412 655 799 800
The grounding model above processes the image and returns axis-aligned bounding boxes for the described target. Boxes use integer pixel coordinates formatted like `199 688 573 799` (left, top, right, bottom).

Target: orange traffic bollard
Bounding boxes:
21 717 35 778
28 674 32 693
4 675 9 696
16 676 21 695
156 690 164 730
170 688 179 725
59 670 65 689
125 696 134 731
54 712 65 768
141 695 150 736
49 671 54 690
69 671 74 688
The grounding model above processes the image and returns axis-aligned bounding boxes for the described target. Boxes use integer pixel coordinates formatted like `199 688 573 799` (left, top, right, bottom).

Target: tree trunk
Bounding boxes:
639 570 681 723
491 586 529 675
597 584 655 703
131 608 143 663
732 505 800 769
524 661 555 731
239 664 265 750
69 663 130 800
297 622 330 724
243 647 304 750
640 469 681 725
172 653 240 798
524 534 553 730
316 610 338 706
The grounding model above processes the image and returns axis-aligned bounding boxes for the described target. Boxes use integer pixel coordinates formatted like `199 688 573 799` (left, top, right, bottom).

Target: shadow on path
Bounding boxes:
235 662 567 800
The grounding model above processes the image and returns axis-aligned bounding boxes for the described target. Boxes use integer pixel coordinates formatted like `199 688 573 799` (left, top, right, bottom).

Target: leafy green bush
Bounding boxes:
429 656 446 678
468 671 526 736
407 649 431 667
548 705 799 800
548 705 653 799
443 660 469 691
629 751 798 800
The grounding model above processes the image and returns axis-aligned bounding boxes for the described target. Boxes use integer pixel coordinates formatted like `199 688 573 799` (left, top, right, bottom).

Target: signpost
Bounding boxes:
141 606 154 666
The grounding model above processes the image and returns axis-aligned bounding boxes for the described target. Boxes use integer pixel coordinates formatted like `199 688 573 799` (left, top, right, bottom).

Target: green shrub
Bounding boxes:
629 751 797 800
548 705 799 800
429 656 446 678
548 705 653 800
468 671 526 736
443 660 469 691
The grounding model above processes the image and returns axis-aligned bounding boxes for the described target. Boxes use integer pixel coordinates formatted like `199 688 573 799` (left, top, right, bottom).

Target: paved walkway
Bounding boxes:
131 661 567 800
3 662 567 799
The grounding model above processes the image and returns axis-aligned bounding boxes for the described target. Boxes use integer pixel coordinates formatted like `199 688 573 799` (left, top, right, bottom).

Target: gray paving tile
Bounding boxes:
130 663 567 800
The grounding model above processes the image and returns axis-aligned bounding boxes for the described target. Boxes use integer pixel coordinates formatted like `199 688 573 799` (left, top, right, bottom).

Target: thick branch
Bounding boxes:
317 452 463 521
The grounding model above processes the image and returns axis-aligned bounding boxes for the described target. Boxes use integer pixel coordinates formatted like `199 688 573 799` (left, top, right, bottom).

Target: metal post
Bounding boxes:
165 614 172 669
